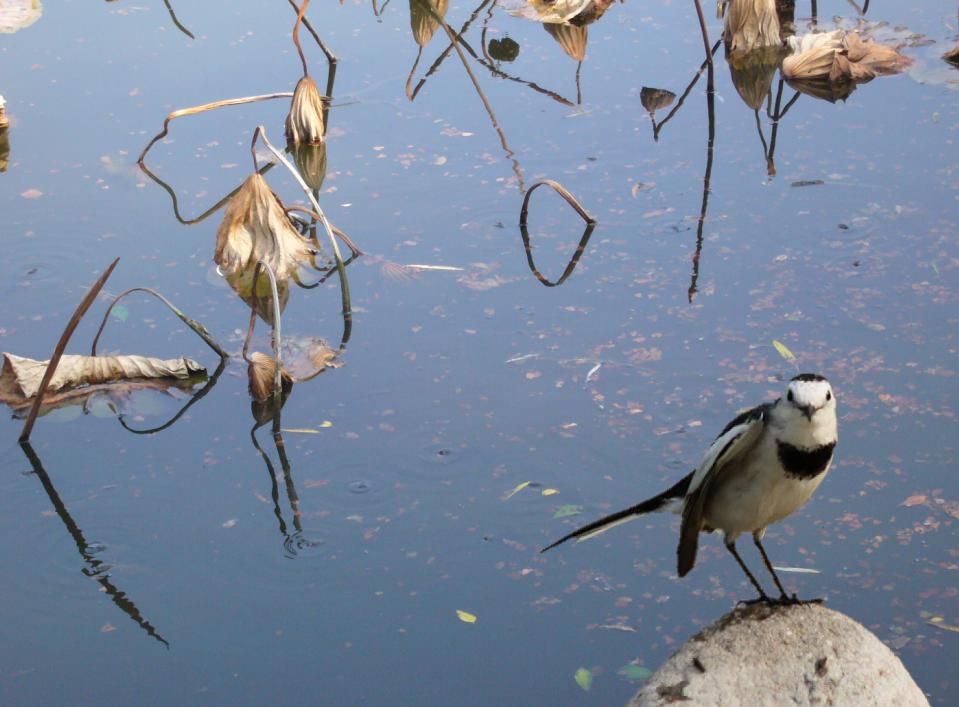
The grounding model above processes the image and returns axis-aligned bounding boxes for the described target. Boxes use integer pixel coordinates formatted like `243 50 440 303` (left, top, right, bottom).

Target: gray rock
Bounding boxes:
630 602 928 707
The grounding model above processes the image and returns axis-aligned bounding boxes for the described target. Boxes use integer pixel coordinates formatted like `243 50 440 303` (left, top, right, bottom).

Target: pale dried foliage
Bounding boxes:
724 0 781 52
783 30 911 83
543 22 587 62
247 351 293 402
409 0 448 48
214 173 316 280
0 352 204 401
285 76 325 146
282 336 343 380
946 44 959 65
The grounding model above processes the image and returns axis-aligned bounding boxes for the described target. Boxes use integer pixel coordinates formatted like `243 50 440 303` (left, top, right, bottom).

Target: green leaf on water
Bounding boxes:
110 305 129 323
773 339 796 362
574 667 593 691
618 664 653 681
553 504 582 519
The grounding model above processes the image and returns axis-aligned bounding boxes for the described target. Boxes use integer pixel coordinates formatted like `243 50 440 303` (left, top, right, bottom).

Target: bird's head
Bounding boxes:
783 373 836 426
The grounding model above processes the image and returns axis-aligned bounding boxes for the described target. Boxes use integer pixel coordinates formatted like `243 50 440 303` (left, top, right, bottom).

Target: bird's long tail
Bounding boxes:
541 472 692 553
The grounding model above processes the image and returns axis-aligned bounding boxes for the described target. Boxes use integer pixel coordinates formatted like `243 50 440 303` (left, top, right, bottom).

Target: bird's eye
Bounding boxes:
826 391 832 401
787 390 794 402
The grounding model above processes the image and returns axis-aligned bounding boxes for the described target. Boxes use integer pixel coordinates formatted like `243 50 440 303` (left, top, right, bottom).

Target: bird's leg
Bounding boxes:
752 533 790 600
725 540 771 603
752 532 823 605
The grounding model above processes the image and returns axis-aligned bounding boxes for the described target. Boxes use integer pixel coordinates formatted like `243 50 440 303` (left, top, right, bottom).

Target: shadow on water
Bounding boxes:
19 441 169 647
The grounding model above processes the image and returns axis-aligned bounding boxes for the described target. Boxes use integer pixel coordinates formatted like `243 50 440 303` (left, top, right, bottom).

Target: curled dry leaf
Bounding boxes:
543 22 587 62
214 173 317 280
782 30 911 83
0 0 43 34
502 0 592 24
409 0 448 47
285 75 325 146
247 351 293 403
0 352 204 402
723 0 781 52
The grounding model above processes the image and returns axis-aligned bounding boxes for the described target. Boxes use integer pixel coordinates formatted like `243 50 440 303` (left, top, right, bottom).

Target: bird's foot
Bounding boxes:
737 594 774 607
773 593 824 606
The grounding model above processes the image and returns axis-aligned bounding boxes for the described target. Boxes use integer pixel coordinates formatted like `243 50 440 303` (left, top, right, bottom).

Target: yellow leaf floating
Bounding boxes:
574 667 593 691
456 610 477 624
281 428 320 434
504 481 530 500
320 420 333 428
773 339 797 362
541 488 559 496
928 617 959 633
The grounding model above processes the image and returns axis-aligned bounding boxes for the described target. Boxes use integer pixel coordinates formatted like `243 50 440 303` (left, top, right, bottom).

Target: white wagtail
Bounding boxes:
543 373 838 603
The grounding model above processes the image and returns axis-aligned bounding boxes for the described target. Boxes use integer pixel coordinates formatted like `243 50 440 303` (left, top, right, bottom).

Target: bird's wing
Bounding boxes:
677 404 769 576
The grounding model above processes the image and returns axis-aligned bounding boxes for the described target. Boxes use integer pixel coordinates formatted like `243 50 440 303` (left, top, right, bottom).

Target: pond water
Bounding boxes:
1 0 958 704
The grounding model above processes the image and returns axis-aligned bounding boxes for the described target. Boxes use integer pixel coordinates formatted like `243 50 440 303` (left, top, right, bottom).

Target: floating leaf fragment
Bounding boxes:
773 566 821 574
281 427 320 434
320 420 333 428
456 610 477 624
902 495 927 508
553 504 582 519
618 663 652 681
403 264 465 272
541 488 559 496
110 305 129 323
773 340 796 362
574 667 593 691
928 617 959 633
504 481 530 500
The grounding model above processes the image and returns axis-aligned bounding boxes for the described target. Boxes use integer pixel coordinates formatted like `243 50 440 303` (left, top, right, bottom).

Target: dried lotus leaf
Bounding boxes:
543 22 587 62
213 172 316 280
0 352 204 401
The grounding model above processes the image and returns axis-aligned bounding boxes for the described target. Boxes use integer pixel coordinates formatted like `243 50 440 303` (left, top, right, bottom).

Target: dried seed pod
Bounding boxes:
285 75 325 146
543 22 587 62
213 172 316 280
723 0 781 52
640 87 676 115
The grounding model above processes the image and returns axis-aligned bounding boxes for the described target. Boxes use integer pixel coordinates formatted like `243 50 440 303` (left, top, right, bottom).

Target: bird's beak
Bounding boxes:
799 405 815 421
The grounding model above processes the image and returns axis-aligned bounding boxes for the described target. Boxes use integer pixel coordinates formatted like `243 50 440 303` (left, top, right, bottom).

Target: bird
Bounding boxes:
542 373 838 604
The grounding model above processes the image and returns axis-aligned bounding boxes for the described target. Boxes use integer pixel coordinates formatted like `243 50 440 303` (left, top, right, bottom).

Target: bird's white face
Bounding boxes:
780 375 837 445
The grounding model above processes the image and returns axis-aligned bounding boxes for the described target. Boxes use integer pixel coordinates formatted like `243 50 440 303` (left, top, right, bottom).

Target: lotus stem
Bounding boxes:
19 258 120 442
90 287 228 359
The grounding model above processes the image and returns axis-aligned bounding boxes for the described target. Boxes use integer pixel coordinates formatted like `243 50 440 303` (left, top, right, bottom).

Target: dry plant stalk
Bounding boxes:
285 76 326 146
543 23 587 62
782 30 911 82
137 94 294 165
214 173 317 279
1 353 204 401
724 0 781 52
19 258 119 442
520 179 596 228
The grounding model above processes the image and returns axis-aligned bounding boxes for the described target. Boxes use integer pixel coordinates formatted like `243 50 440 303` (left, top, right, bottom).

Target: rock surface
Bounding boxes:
630 602 929 707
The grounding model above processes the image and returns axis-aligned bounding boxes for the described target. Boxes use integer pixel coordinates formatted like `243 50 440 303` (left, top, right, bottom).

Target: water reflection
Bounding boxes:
19 442 169 647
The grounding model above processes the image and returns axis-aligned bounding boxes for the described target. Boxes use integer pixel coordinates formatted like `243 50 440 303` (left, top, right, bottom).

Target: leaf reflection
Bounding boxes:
20 441 170 647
